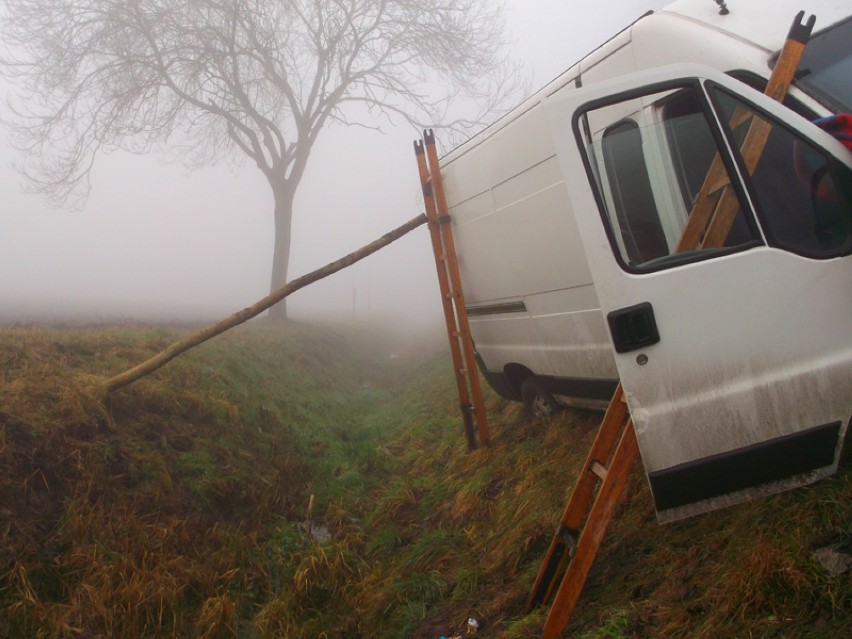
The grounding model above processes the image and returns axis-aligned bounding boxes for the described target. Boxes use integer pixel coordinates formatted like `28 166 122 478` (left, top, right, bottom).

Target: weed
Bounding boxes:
451 567 483 601
579 609 632 638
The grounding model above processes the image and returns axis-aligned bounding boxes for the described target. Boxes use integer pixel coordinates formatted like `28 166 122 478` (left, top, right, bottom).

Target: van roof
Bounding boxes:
661 0 850 52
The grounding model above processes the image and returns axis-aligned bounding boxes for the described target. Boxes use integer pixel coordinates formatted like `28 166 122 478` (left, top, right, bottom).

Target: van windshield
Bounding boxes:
794 16 852 113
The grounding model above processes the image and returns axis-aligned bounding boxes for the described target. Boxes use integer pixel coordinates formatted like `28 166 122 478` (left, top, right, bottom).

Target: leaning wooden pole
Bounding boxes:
93 213 427 397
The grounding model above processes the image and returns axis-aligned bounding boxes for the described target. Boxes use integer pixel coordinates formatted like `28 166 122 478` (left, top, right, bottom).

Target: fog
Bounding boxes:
0 1 665 328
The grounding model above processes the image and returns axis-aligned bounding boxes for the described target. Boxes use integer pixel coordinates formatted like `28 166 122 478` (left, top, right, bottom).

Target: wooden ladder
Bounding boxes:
415 130 490 449
527 384 637 637
527 11 815 636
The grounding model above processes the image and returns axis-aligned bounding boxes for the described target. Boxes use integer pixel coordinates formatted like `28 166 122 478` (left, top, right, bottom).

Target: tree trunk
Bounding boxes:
269 183 296 320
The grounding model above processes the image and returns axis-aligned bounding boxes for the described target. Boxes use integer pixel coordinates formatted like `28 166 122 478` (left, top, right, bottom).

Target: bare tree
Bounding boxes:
0 0 521 318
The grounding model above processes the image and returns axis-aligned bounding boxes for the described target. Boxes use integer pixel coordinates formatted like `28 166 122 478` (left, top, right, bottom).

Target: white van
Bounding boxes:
441 0 851 520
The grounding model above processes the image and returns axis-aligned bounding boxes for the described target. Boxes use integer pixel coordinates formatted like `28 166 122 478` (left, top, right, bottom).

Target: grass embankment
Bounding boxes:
1 321 849 638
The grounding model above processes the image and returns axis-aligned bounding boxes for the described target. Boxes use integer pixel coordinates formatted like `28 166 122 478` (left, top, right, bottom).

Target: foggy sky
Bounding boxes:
0 1 666 327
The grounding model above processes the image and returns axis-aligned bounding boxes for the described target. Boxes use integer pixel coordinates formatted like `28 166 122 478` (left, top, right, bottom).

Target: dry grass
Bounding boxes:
0 323 318 638
1 322 849 638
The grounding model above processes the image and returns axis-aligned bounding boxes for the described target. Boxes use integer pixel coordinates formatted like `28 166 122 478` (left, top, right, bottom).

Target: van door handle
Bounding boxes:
607 302 660 353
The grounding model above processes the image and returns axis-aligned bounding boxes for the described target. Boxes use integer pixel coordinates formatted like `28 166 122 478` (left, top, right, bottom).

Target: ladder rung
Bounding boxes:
590 461 608 481
708 176 731 195
457 369 468 375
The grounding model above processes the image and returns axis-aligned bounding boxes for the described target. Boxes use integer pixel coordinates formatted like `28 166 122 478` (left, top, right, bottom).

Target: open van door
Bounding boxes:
546 64 852 522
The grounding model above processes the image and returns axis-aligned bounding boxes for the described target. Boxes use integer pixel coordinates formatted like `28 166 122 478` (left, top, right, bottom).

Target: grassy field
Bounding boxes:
0 320 849 638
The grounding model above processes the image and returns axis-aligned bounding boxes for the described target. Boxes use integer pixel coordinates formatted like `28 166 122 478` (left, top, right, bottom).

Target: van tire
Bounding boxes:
521 378 561 419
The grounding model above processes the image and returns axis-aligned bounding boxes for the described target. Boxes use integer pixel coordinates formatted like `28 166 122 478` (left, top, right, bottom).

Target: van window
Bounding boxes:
711 87 852 258
792 16 852 114
727 71 817 121
585 84 760 270
661 90 756 248
601 120 668 263
661 90 718 207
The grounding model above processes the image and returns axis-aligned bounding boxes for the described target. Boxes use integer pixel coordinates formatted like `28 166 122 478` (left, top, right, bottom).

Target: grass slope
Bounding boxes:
0 321 849 638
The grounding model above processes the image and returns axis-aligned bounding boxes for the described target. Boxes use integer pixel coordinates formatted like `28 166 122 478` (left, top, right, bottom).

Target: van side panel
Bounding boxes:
442 97 620 397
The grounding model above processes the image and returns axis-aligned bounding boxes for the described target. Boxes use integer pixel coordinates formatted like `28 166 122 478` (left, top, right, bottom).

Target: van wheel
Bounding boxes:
521 378 561 419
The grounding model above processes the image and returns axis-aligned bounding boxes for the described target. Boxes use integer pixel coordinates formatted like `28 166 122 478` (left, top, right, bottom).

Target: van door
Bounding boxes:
545 65 852 522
